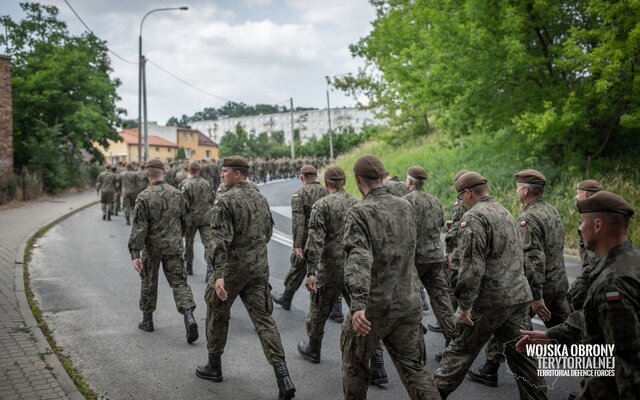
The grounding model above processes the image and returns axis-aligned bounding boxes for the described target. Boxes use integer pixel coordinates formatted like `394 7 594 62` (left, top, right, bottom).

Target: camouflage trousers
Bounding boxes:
283 252 307 293
113 192 121 212
183 223 213 270
341 312 441 400
434 302 547 399
416 262 456 337
139 252 196 314
446 261 459 312
205 276 285 364
100 191 114 215
306 278 347 339
122 193 137 219
485 292 572 363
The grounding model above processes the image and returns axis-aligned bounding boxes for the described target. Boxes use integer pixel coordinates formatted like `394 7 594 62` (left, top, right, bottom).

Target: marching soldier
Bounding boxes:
95 164 117 221
120 163 138 225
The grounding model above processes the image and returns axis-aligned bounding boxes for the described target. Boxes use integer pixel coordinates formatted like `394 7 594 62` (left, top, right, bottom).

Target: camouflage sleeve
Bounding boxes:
210 199 233 280
567 263 593 310
454 216 487 310
600 277 640 397
342 208 373 313
181 184 192 215
179 194 188 237
95 173 102 192
291 192 305 248
266 207 274 243
304 205 326 275
546 310 584 344
445 203 463 253
520 217 546 300
115 175 122 191
128 197 148 260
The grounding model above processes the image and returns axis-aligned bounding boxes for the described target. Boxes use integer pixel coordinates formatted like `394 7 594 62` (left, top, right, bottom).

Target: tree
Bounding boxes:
1 3 122 191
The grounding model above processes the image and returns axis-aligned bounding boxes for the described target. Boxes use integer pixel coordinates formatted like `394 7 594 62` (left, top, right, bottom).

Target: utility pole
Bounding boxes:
290 98 295 159
142 55 149 162
137 36 142 163
326 80 334 160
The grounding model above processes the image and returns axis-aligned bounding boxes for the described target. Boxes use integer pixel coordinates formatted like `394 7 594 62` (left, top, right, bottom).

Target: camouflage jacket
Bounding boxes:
456 196 532 309
136 170 148 193
128 181 187 259
579 229 599 268
291 181 327 248
445 200 467 260
518 199 568 300
120 170 138 195
181 176 214 226
208 181 274 281
304 189 358 282
548 241 640 398
343 187 422 319
95 170 117 193
175 170 188 188
568 231 601 310
403 188 445 264
383 179 409 197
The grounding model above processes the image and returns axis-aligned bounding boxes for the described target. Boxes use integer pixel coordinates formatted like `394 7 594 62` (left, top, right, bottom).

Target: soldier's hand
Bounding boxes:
132 258 142 273
458 308 474 326
215 278 228 301
531 299 552 321
351 310 371 336
293 248 304 260
516 330 550 352
305 275 317 293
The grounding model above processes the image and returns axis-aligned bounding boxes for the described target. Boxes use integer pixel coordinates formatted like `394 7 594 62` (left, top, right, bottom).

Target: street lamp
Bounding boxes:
138 6 188 163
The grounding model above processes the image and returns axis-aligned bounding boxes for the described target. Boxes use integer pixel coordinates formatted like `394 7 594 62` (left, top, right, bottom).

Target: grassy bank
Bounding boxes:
335 131 639 249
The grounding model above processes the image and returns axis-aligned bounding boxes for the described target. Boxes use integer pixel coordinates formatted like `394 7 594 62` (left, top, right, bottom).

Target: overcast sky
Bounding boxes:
5 0 375 124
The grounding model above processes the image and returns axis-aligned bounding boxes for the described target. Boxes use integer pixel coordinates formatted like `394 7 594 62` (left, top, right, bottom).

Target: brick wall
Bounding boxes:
0 55 13 175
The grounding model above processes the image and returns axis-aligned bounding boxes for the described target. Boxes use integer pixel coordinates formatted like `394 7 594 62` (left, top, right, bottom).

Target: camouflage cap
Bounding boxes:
145 158 165 170
189 161 200 171
454 169 469 182
515 169 546 186
575 190 634 217
455 171 487 192
300 164 318 175
353 154 385 180
223 156 250 169
324 166 345 181
407 166 427 181
577 179 603 193
126 163 132 169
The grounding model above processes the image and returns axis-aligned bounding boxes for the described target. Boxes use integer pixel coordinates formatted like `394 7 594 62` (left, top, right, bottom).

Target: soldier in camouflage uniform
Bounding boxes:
180 162 215 280
383 171 410 197
567 179 603 310
341 155 440 400
127 158 199 344
136 162 149 194
272 165 328 310
518 191 638 399
434 171 547 400
196 156 295 400
403 166 456 362
112 162 123 216
297 166 358 365
469 169 570 387
120 163 138 225
175 161 189 188
96 164 117 221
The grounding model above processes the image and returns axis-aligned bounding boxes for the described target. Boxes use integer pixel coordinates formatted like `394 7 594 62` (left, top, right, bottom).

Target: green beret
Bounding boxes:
515 169 546 186
407 166 427 181
353 154 385 180
577 179 603 193
454 170 469 182
223 156 250 169
300 164 318 175
145 158 165 170
455 171 487 192
324 166 345 181
575 190 634 217
189 162 200 171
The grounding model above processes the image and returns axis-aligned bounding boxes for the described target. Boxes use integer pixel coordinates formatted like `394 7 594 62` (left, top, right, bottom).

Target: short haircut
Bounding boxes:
520 183 545 197
408 176 425 189
593 212 631 230
231 167 248 177
147 168 163 179
325 179 344 189
470 184 489 195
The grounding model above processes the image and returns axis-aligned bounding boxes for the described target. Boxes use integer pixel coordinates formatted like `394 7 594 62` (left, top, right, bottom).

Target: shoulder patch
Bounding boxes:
605 291 621 302
520 220 527 227
214 200 219 205
460 221 467 229
293 193 300 198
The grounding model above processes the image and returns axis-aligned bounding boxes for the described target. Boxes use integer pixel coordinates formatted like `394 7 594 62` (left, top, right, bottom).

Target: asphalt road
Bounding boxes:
30 179 581 399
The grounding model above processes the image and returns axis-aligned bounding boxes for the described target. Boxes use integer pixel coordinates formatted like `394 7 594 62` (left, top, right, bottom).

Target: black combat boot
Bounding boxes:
183 308 198 344
272 290 294 310
297 337 322 364
467 359 500 387
107 212 111 221
205 265 213 283
138 312 154 332
428 321 443 333
435 335 451 362
185 262 193 276
272 362 296 400
102 213 106 221
369 349 388 386
195 354 223 382
126 216 130 225
328 299 344 323
420 288 430 311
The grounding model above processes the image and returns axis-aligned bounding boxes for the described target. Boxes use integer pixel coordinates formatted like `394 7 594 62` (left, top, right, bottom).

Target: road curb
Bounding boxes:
15 199 99 400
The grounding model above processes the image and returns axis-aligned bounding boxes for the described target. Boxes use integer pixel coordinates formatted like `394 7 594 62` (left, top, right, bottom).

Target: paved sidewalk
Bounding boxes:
0 191 96 400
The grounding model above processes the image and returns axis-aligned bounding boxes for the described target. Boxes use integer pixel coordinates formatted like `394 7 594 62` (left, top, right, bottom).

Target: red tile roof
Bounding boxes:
197 131 219 147
120 129 178 147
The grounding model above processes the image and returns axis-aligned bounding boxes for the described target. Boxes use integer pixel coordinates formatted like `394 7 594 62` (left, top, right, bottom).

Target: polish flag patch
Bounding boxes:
520 220 527 227
605 291 621 302
460 221 467 229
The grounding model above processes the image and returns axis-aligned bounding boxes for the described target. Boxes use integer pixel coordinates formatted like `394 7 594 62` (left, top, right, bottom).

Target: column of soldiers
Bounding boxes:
120 153 638 400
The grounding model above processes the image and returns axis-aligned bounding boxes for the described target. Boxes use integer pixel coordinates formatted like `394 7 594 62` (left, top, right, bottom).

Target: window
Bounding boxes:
205 150 211 158
156 146 160 152
182 132 187 140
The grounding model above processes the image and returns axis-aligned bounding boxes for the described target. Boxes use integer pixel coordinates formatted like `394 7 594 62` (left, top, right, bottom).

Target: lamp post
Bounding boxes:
138 6 188 163
325 76 334 161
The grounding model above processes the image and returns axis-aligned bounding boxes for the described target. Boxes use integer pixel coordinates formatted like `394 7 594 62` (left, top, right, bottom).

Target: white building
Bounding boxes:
190 107 381 144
